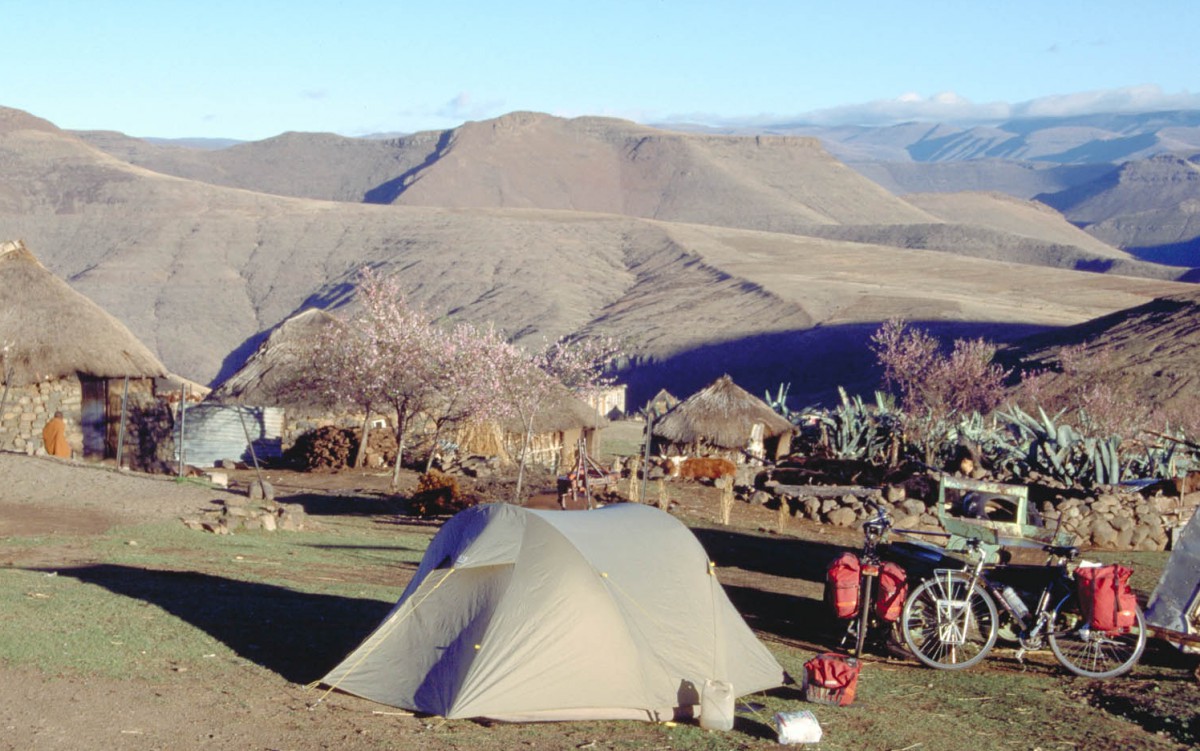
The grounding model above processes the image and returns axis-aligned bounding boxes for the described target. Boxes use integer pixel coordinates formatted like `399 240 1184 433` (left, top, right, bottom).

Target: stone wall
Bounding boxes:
758 481 1197 552
0 376 83 456
0 376 179 473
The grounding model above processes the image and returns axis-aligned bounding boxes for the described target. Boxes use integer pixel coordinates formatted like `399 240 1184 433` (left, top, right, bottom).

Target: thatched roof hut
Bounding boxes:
652 375 793 460
209 307 337 408
0 239 168 463
0 240 166 383
643 388 679 417
460 385 607 471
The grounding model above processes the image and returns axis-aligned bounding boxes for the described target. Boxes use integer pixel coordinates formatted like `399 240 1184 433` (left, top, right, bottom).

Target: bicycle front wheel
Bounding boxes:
1047 595 1146 678
902 571 998 670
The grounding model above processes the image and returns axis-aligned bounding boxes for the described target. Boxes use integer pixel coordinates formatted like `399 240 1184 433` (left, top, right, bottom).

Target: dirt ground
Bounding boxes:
0 452 839 751
1 452 1193 751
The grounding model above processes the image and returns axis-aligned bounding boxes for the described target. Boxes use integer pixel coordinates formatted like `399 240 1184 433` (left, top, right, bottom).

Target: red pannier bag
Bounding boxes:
825 552 861 619
802 653 861 706
873 561 908 622
1075 563 1137 633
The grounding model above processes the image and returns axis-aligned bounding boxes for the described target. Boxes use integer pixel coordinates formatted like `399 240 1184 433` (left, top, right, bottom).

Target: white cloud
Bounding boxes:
781 91 1012 126
1010 85 1200 118
436 92 505 121
668 85 1200 129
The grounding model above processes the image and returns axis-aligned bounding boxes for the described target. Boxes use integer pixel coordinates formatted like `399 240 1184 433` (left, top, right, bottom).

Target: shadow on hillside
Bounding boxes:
363 129 455 204
620 319 1052 410
211 316 1057 412
49 564 392 683
1126 238 1200 269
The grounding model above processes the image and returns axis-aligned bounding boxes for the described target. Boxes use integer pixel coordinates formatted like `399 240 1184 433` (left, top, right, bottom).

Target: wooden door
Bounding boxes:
79 377 108 458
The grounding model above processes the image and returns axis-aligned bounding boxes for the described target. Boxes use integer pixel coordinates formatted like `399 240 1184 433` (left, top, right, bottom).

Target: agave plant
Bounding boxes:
995 405 1126 488
816 387 901 463
1127 427 1200 480
764 382 792 421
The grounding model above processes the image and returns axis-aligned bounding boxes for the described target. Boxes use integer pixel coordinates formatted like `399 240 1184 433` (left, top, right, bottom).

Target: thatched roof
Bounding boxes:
208 307 337 407
0 240 167 383
653 374 793 448
497 383 607 435
644 388 679 416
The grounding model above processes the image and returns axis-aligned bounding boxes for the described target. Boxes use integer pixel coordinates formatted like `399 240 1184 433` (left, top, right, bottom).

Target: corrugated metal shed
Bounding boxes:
175 404 284 467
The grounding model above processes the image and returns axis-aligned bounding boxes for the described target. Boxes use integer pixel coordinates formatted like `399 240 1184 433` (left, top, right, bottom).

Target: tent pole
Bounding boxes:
115 376 129 468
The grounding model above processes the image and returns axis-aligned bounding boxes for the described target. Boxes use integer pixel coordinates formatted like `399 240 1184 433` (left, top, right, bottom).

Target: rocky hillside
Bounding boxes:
73 108 1187 280
1036 153 1200 265
1 105 1193 407
1003 288 1200 413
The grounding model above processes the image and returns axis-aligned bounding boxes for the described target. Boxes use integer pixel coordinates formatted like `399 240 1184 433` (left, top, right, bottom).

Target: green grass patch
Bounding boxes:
0 567 234 678
1 516 431 682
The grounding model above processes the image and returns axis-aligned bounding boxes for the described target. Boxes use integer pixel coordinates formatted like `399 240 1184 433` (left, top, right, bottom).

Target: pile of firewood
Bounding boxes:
285 425 398 471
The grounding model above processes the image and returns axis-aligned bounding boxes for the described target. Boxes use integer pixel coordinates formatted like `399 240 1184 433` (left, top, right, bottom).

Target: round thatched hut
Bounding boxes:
0 239 168 460
205 308 358 464
652 374 794 462
209 307 339 410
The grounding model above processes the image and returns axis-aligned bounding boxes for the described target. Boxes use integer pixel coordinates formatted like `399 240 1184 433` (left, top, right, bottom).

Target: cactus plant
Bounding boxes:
815 387 900 463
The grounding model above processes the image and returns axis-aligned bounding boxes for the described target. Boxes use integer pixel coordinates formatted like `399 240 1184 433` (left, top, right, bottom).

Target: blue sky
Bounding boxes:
5 0 1198 140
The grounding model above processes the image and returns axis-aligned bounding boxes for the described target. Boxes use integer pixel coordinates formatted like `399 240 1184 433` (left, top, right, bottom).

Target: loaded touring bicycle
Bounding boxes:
879 476 1147 678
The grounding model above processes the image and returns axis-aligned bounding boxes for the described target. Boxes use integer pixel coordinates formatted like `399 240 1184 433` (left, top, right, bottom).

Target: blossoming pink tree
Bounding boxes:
493 334 621 501
305 268 440 488
419 320 513 472
308 267 620 498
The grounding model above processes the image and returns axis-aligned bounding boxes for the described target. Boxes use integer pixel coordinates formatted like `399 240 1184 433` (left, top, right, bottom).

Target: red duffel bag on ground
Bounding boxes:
802 653 861 706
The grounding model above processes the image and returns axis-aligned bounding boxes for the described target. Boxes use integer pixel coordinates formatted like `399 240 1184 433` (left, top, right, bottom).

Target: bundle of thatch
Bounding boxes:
0 240 166 383
653 374 793 453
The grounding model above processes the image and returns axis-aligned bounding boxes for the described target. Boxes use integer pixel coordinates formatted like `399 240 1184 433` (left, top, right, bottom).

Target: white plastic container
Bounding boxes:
699 679 734 731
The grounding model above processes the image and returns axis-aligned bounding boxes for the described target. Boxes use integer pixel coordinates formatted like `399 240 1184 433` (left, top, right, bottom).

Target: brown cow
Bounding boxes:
671 456 737 483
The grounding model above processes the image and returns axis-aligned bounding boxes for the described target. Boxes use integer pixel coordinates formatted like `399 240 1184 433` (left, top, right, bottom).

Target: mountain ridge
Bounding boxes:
1 104 1193 406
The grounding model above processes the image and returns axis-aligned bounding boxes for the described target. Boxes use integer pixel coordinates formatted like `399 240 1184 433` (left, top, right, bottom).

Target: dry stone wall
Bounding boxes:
761 480 1196 552
0 377 82 456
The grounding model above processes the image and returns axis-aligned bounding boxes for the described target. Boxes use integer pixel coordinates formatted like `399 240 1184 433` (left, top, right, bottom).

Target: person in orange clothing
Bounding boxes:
42 410 71 458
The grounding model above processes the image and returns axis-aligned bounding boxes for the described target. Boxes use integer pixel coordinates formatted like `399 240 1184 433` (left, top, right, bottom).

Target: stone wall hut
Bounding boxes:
653 374 794 463
0 240 168 461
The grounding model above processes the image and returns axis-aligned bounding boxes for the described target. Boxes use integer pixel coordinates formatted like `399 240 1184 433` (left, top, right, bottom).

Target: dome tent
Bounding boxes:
319 503 784 722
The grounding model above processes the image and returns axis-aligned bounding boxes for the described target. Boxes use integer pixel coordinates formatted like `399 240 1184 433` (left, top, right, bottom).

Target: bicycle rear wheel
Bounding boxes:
1047 595 1146 678
902 571 998 670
